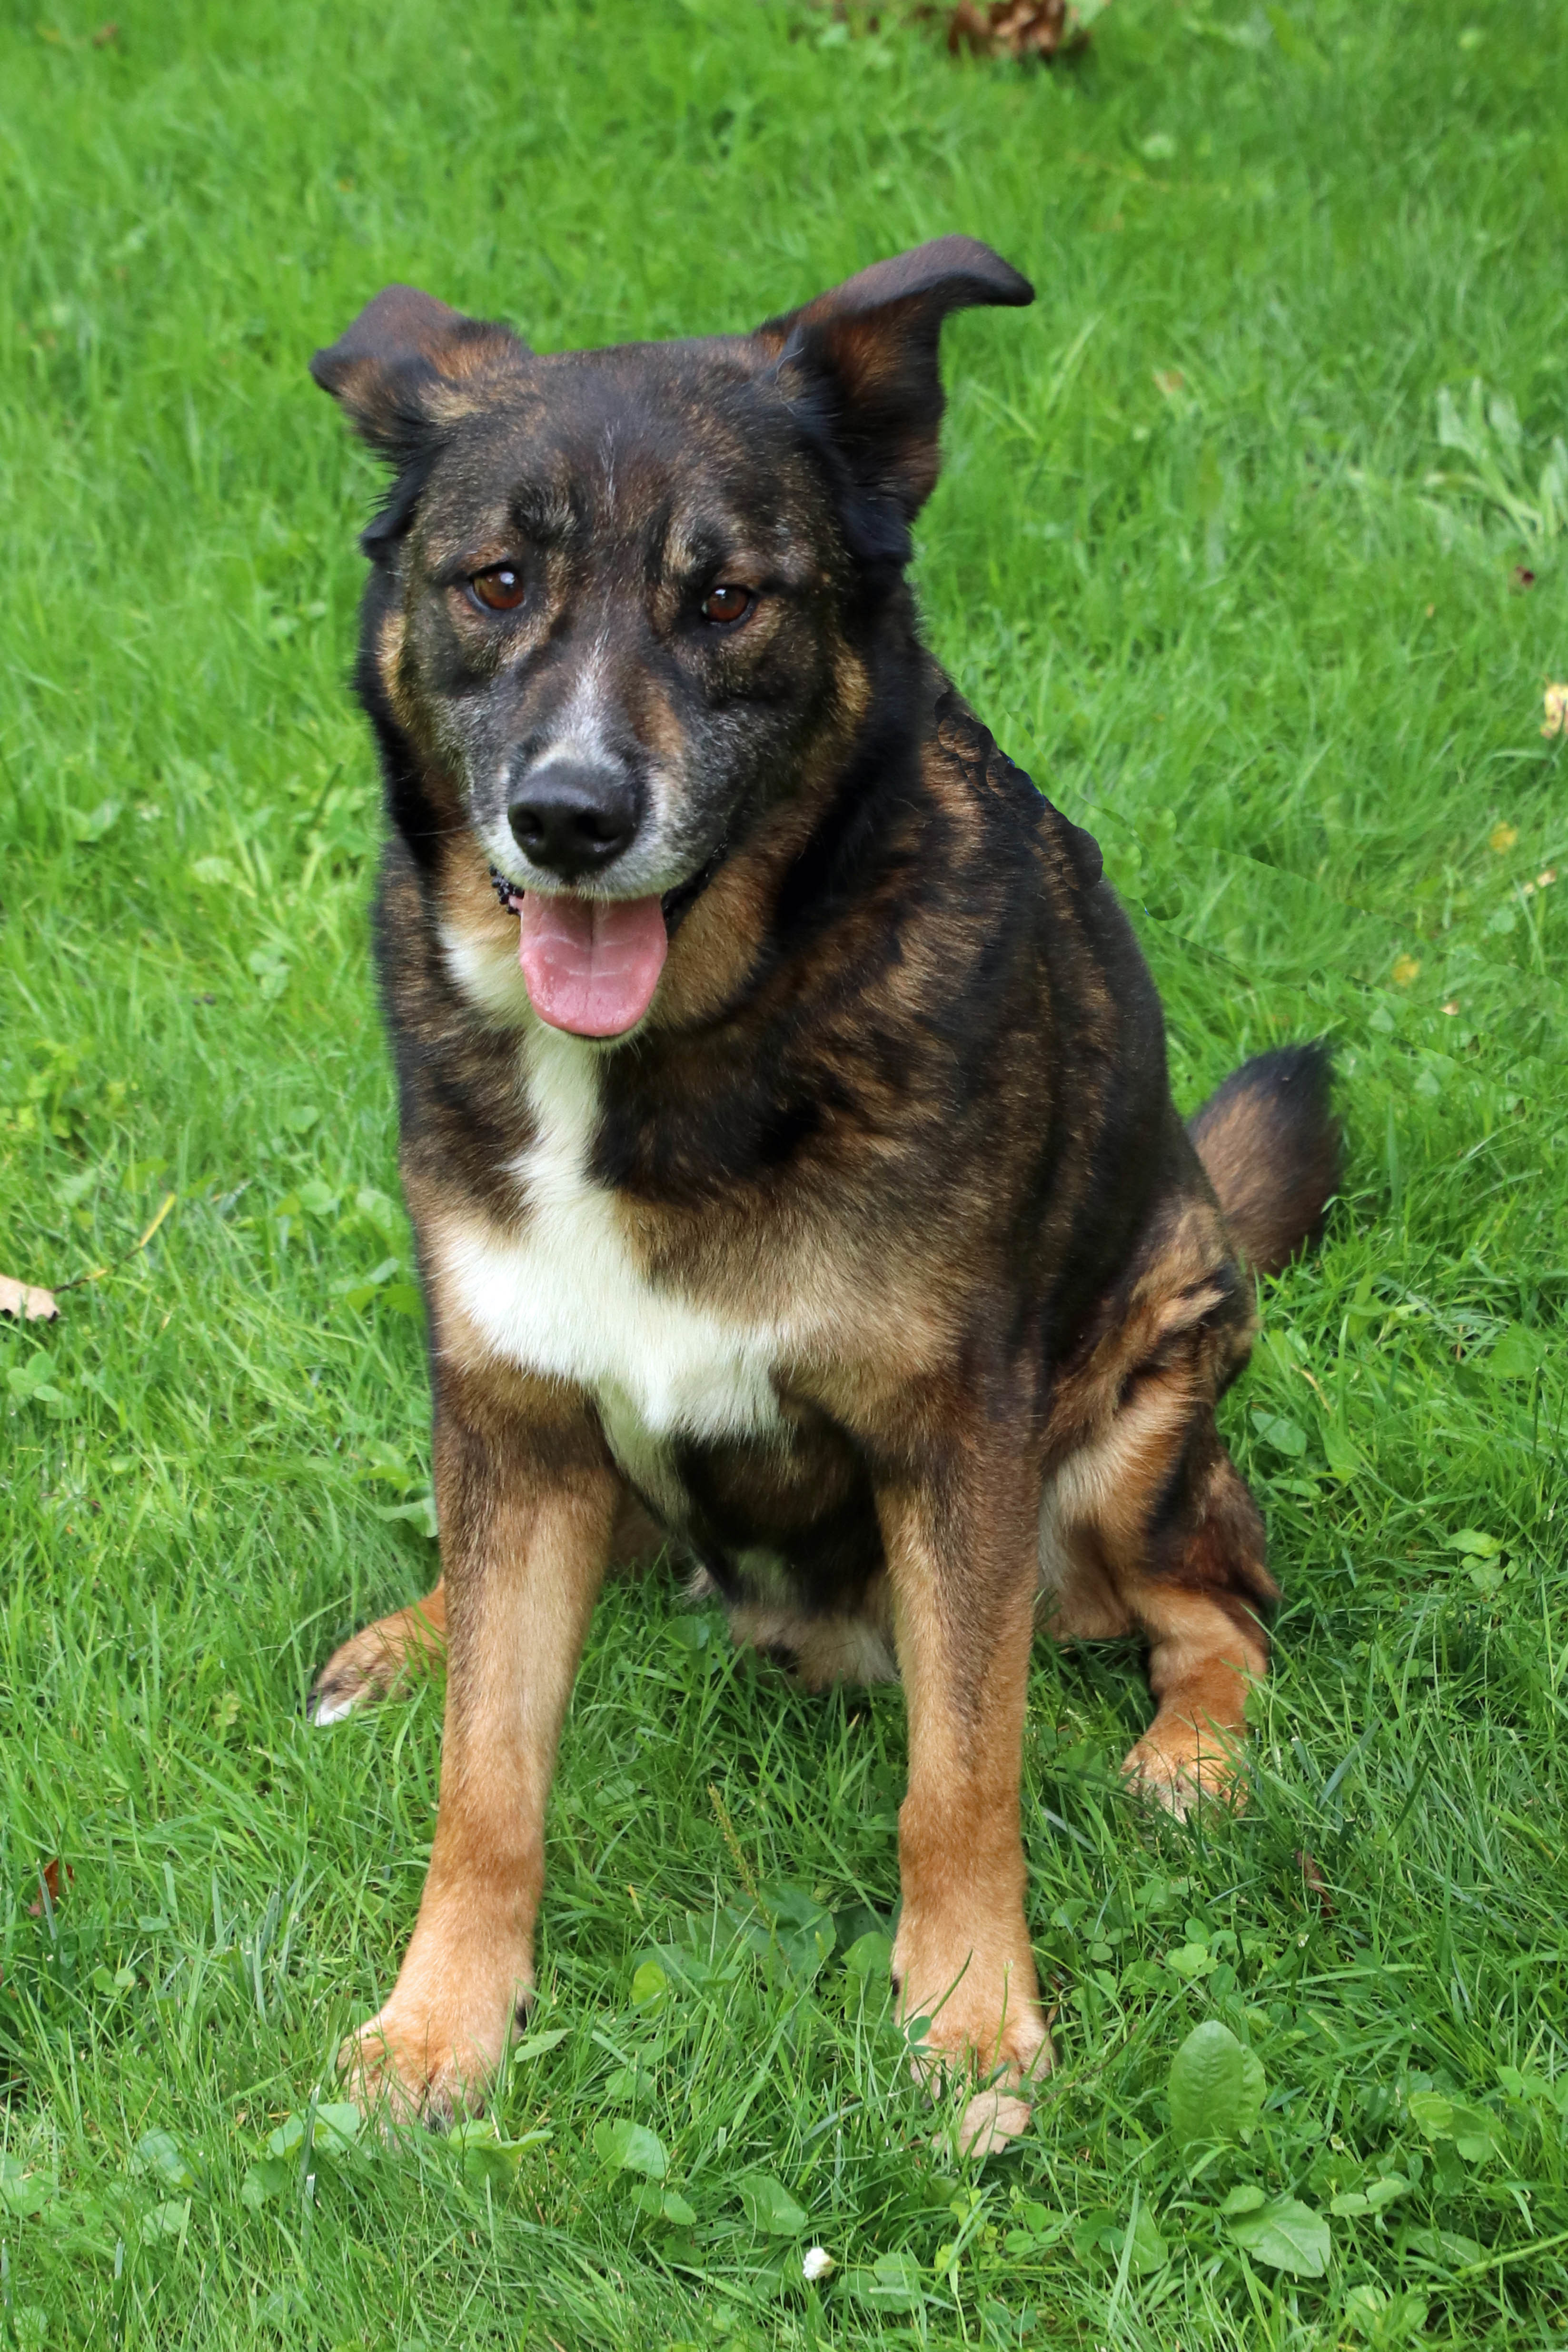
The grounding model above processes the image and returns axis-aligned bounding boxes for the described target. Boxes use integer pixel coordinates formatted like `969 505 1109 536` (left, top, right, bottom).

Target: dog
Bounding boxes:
307 238 1339 2143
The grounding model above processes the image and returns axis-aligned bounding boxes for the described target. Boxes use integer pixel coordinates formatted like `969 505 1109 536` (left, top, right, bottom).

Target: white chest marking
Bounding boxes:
439 917 535 1029
437 1021 784 1518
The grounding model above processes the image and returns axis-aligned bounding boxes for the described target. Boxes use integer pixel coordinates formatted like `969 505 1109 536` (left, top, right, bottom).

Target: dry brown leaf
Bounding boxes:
27 1859 73 1915
1 1191 177 1322
946 0 1092 61
0 1273 59 1323
1295 1848 1334 1918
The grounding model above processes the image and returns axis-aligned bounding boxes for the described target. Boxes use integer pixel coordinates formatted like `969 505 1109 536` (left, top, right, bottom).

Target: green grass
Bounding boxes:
2 0 1567 2343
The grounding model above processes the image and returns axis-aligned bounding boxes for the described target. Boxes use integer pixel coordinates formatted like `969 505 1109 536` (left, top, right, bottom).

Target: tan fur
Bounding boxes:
312 1493 661 1722
310 1584 447 1720
1122 1592 1262 1817
879 1438 1053 2096
1036 1208 1273 1815
344 1370 619 2122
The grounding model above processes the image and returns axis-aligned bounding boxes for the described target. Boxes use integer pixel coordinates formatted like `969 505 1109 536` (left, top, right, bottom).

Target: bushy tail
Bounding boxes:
1188 1043 1341 1277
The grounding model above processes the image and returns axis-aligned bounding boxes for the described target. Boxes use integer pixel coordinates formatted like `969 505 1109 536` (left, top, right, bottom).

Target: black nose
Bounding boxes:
506 761 638 881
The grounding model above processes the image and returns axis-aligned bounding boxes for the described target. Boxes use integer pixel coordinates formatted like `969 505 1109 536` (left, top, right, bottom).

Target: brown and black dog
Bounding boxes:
307 238 1339 2143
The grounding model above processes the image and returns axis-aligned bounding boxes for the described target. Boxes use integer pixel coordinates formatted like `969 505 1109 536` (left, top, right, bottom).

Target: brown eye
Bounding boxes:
469 564 526 612
701 584 753 626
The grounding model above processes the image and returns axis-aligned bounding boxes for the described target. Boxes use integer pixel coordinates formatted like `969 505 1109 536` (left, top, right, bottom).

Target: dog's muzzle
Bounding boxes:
506 758 638 883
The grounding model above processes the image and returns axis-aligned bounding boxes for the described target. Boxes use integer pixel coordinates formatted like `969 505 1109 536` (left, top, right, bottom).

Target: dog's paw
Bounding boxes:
951 2088 1034 2159
308 1642 381 1726
893 1920 1053 2137
308 1605 443 1726
1122 1720 1245 1819
338 1995 516 2129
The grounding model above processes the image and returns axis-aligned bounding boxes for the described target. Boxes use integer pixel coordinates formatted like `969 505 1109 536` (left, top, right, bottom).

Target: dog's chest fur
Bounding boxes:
439 1011 786 1530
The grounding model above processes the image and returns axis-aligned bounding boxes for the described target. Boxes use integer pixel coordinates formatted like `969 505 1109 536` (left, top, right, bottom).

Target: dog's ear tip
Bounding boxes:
311 284 461 382
308 342 347 395
822 235 1035 323
910 233 1035 309
309 286 529 448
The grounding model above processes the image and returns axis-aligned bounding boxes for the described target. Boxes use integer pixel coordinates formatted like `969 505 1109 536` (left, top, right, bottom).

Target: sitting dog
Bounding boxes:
308 238 1339 2136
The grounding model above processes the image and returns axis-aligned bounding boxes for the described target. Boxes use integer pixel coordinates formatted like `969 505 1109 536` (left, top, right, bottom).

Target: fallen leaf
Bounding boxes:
1296 1848 1335 1917
945 0 1096 61
1441 999 1460 1015
1512 566 1536 589
3 1191 177 1319
1489 822 1518 852
1541 685 1568 741
1153 367 1187 398
0 1274 58 1323
1390 953 1420 986
27 1859 73 1915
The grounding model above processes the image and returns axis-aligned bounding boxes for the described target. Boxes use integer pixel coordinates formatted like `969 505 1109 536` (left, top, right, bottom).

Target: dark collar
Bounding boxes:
486 841 731 939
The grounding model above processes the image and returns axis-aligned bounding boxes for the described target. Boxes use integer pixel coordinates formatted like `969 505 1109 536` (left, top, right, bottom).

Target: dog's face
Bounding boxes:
314 240 1031 1034
368 345 851 906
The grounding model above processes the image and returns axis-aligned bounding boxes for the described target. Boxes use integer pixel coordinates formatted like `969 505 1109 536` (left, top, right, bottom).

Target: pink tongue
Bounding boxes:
519 893 668 1037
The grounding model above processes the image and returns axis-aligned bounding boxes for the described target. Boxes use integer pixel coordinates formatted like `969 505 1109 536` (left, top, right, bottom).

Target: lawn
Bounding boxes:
2 0 1566 2343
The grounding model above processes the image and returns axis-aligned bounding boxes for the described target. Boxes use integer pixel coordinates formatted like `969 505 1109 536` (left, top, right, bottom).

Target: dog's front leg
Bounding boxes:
878 1436 1052 2148
344 1372 616 2124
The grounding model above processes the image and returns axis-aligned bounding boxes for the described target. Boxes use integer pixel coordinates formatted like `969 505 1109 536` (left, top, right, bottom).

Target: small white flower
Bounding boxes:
802 2245 834 2283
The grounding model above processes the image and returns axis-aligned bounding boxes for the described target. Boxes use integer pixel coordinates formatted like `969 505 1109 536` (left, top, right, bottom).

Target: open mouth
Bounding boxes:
504 887 669 1039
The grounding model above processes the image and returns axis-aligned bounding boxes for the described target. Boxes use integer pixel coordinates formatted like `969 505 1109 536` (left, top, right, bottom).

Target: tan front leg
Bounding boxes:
879 1442 1051 2152
345 1375 617 2123
310 1489 663 1724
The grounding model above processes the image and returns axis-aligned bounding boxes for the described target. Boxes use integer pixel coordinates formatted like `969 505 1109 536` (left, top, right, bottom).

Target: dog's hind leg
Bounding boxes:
309 1582 447 1725
308 1491 661 1723
1045 1400 1275 1818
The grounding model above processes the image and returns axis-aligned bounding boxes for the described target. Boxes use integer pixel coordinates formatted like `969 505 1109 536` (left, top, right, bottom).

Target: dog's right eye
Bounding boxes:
701 584 754 626
469 564 526 613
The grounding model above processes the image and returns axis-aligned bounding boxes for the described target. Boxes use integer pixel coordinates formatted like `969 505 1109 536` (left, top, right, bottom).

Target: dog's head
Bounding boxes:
313 238 1032 1037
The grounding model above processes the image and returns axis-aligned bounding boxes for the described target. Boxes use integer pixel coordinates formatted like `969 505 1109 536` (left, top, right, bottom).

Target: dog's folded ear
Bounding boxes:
310 285 529 462
755 237 1033 566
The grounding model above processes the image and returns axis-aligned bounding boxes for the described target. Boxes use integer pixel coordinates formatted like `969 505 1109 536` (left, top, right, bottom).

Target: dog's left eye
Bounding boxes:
701 585 753 626
469 564 526 612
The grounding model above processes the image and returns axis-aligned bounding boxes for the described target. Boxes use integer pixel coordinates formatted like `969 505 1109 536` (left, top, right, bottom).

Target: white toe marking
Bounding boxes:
308 1689 362 1727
